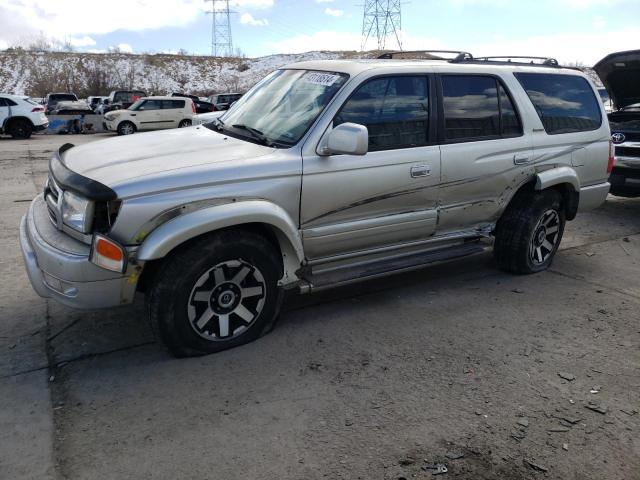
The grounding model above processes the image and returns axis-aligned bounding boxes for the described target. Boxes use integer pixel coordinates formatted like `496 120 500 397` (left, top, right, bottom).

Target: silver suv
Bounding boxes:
20 53 612 357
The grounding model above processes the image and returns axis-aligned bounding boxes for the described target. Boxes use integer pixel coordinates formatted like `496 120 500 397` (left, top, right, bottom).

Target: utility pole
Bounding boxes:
361 0 402 52
206 0 234 57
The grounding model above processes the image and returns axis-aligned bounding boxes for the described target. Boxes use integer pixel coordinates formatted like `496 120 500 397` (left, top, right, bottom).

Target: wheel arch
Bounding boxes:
136 200 305 288
5 115 35 128
534 167 580 221
500 168 580 224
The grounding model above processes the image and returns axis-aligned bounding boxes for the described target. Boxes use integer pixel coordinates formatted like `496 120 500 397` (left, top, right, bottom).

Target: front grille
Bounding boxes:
615 146 640 158
613 132 640 142
44 176 63 229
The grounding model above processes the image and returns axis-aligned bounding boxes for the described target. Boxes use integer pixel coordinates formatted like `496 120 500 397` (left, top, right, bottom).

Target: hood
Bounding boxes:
62 126 274 197
594 50 640 111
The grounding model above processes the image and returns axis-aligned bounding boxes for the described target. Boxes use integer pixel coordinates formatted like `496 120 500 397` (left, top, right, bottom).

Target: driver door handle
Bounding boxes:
410 164 431 178
513 154 530 165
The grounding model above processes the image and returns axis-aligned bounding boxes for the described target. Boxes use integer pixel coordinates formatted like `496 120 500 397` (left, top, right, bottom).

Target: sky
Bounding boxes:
0 0 639 65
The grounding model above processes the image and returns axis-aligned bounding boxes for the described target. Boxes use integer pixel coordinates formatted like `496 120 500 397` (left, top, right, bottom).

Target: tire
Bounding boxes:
117 121 136 135
178 119 192 128
148 230 284 357
9 119 33 139
494 190 566 274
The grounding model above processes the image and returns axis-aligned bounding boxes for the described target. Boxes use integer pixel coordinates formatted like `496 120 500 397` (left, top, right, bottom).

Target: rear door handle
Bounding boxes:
513 154 530 165
410 165 431 178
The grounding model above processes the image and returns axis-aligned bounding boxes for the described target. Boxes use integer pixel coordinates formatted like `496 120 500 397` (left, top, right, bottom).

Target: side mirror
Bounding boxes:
322 122 368 156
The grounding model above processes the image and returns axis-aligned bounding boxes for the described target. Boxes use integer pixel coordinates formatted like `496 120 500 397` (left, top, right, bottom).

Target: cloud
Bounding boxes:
239 13 269 26
68 36 96 47
316 0 336 2
231 0 273 7
116 43 133 53
324 7 344 16
0 0 207 46
267 26 640 66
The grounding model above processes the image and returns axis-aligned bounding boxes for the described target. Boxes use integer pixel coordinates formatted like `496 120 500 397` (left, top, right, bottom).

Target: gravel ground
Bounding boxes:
1 133 639 480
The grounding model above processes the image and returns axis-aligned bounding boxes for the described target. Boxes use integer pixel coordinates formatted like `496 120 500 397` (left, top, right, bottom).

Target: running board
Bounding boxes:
302 242 488 292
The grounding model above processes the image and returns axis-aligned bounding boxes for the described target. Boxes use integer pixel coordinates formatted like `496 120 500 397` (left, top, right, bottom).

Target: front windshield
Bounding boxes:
598 89 610 102
212 69 348 147
128 99 145 110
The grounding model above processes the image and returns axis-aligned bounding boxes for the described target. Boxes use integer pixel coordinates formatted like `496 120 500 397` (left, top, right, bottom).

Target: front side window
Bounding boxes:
0 98 7 107
212 69 348 147
136 99 162 111
335 75 429 152
515 73 602 134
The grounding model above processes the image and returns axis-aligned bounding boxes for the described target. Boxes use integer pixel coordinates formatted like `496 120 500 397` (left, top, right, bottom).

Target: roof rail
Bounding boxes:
455 56 560 67
377 50 474 62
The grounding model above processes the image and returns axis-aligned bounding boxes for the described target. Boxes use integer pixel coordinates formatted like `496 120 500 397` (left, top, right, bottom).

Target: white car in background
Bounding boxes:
0 94 49 139
103 96 195 135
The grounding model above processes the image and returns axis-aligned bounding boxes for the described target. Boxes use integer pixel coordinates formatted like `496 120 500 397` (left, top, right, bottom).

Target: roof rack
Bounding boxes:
455 56 560 67
377 50 474 62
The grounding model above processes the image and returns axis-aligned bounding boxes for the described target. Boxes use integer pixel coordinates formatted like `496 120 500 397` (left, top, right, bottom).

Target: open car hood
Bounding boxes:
594 50 640 111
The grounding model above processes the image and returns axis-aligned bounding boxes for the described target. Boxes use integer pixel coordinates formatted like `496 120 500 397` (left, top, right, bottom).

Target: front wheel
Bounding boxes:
178 119 192 128
494 190 566 274
117 121 136 135
148 230 284 357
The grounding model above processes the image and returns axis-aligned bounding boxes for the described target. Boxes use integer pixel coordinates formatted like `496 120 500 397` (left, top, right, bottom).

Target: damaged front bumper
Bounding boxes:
20 195 138 309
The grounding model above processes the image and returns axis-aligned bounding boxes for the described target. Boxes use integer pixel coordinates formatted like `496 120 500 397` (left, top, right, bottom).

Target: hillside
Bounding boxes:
0 50 357 98
0 50 602 98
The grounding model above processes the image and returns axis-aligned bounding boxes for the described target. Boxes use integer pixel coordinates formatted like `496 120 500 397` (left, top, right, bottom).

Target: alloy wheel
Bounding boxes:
187 259 266 341
529 209 561 265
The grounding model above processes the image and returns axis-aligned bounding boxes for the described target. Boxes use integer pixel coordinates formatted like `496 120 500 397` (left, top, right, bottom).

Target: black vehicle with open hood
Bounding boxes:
595 50 640 197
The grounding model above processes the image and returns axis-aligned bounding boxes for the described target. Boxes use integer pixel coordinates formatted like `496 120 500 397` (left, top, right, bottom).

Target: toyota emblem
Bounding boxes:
611 132 626 144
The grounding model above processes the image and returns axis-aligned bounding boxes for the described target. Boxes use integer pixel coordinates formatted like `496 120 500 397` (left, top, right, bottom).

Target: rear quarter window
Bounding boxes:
515 73 602 134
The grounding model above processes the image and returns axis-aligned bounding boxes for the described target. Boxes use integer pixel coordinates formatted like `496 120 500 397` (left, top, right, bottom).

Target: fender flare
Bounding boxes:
136 200 305 285
535 166 580 192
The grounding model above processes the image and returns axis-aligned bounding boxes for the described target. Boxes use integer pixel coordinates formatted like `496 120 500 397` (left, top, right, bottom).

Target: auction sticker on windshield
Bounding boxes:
303 72 341 87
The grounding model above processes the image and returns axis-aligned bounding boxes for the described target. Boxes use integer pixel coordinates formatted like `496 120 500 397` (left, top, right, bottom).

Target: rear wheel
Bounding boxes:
148 230 284 357
9 119 33 139
494 190 565 274
178 119 191 128
117 121 136 135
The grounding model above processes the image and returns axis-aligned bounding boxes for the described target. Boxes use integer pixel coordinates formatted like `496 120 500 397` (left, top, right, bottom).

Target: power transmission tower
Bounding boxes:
361 0 402 52
206 0 234 57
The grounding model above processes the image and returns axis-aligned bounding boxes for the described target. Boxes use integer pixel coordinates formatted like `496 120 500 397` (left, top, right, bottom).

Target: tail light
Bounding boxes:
31 107 45 112
191 100 196 114
607 139 615 174
90 235 126 273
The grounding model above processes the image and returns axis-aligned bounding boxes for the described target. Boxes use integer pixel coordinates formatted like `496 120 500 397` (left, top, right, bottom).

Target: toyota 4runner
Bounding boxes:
20 52 612 357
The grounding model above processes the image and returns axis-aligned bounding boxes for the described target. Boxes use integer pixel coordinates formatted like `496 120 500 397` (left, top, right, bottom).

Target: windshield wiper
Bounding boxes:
231 124 274 147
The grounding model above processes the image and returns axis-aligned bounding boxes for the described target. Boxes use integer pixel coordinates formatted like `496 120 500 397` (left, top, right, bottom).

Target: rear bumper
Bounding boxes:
33 123 48 132
20 195 137 309
578 182 610 211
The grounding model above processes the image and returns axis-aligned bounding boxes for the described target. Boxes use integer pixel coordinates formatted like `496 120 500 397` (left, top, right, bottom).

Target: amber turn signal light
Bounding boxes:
90 234 126 273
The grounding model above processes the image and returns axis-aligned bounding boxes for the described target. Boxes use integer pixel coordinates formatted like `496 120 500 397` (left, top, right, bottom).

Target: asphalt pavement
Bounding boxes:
1 133 639 480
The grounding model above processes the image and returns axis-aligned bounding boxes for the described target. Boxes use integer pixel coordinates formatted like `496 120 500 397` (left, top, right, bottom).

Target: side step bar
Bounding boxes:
302 241 489 293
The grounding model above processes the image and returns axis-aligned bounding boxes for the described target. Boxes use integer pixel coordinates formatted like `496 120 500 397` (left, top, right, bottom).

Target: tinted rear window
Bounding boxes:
441 75 522 142
515 73 602 134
